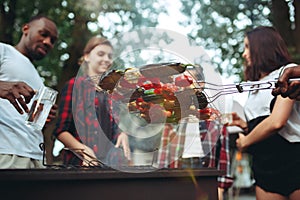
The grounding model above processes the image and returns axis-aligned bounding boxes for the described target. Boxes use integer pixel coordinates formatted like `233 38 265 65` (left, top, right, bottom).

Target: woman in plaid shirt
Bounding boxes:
53 37 130 166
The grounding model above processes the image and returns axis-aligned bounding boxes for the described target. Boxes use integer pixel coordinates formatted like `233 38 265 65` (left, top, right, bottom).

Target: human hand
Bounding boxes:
81 145 99 167
236 133 247 151
46 104 57 122
0 81 36 114
228 112 247 130
115 132 131 160
43 104 58 129
272 66 300 100
221 113 233 126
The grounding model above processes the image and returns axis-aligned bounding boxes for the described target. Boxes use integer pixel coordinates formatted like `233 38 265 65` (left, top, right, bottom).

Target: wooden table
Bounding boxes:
0 168 223 200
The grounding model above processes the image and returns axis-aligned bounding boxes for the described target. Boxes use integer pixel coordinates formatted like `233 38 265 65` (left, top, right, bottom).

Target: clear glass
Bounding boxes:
25 86 58 130
221 113 233 125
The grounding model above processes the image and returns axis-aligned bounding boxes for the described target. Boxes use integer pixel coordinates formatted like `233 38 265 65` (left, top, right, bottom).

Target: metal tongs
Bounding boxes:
194 78 300 103
63 147 107 168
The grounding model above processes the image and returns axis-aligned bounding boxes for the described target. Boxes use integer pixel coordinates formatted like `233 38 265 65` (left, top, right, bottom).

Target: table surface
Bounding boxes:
0 168 224 200
0 167 224 181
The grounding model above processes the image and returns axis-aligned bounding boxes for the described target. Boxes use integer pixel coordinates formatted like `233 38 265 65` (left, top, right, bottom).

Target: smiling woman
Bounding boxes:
53 36 131 167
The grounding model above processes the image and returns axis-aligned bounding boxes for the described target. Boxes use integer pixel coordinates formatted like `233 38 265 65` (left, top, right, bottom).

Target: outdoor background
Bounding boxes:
1 0 299 164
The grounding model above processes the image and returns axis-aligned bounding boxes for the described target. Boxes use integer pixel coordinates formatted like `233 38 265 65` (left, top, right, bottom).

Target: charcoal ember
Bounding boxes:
195 91 208 109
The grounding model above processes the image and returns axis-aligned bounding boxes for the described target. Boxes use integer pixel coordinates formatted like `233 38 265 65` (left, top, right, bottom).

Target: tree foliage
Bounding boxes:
0 0 167 88
180 0 299 81
1 0 298 83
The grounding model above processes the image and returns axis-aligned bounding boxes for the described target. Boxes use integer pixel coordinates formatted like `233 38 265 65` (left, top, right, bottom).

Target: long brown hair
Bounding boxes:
244 26 291 81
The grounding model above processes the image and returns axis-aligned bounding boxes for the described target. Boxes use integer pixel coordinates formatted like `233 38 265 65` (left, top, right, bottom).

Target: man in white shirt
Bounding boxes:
0 15 58 168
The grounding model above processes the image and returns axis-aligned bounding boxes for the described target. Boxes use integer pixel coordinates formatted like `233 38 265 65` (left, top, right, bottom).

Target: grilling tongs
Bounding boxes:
193 78 300 103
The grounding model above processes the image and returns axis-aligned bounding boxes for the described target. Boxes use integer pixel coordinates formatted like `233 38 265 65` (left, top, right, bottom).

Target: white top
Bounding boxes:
0 43 44 160
181 116 205 158
244 64 300 142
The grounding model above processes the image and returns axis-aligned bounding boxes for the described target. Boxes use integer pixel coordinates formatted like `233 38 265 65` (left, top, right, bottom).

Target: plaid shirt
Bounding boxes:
156 118 233 189
54 76 120 164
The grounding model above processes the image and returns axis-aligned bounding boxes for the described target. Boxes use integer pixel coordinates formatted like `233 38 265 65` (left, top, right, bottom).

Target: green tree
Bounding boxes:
180 0 299 81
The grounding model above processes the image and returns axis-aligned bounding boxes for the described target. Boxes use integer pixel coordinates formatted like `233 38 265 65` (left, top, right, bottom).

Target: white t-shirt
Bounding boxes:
244 64 300 142
0 43 44 160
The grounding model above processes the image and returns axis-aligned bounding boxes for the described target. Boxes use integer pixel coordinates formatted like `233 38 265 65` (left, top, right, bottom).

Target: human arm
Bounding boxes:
227 112 248 132
272 65 300 100
218 188 225 200
44 104 58 128
236 95 294 151
57 131 97 166
110 98 131 161
0 81 35 114
115 132 131 160
53 79 97 165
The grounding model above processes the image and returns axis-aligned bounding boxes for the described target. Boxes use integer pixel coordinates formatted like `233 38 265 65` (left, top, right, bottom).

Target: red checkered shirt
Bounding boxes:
156 119 233 189
54 76 120 164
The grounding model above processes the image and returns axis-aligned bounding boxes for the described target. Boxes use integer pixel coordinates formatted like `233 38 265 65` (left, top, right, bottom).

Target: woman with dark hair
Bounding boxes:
230 26 300 199
243 26 292 81
54 36 130 166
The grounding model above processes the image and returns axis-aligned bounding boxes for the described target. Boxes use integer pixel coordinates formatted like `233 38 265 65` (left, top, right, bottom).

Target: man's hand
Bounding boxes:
272 66 300 100
0 81 35 114
44 104 58 127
